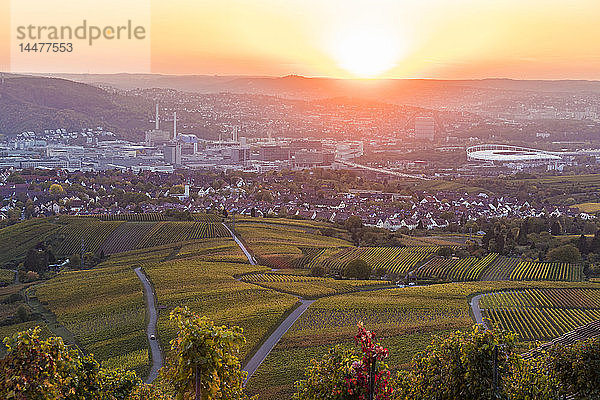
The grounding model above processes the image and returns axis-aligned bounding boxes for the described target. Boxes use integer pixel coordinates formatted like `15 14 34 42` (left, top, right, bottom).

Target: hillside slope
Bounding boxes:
0 75 150 136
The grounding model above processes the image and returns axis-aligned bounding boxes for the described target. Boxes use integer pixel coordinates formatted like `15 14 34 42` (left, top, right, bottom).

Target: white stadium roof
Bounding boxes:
467 144 564 163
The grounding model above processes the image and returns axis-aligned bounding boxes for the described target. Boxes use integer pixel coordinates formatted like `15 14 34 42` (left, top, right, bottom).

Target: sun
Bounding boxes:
329 25 403 78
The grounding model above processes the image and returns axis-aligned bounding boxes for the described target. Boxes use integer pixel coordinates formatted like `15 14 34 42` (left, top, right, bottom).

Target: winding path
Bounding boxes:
223 222 398 384
470 294 486 327
134 267 163 383
223 222 314 383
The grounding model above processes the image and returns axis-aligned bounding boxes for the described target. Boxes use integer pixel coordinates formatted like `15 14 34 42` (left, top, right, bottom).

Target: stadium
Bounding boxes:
466 144 564 167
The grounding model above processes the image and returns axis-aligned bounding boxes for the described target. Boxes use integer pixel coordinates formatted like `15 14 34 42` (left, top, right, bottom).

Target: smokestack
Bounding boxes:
233 126 238 142
155 103 159 130
173 111 177 140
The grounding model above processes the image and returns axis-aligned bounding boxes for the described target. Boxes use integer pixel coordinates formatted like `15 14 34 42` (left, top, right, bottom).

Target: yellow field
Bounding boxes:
574 202 600 213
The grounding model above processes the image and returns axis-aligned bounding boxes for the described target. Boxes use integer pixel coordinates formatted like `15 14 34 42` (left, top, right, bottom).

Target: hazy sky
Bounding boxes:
4 0 600 78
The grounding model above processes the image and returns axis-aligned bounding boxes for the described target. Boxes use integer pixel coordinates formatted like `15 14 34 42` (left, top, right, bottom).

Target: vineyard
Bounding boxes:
54 220 123 255
95 213 167 222
142 257 298 360
510 261 582 281
0 219 62 266
94 212 221 222
480 288 600 341
135 222 229 249
34 262 149 377
416 253 499 281
306 246 439 275
415 254 582 282
98 222 157 254
240 272 389 297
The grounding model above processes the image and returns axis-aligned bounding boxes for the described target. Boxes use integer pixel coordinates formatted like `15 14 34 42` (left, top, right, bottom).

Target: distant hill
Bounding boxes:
0 75 151 137
45 73 600 99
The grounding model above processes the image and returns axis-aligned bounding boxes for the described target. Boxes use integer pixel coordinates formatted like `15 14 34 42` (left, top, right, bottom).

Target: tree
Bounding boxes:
345 216 364 246
576 234 588 255
49 183 65 196
0 326 159 399
550 220 562 236
546 244 582 263
590 230 600 254
436 247 453 259
310 265 326 277
23 248 48 273
343 259 371 280
162 307 250 400
294 322 392 400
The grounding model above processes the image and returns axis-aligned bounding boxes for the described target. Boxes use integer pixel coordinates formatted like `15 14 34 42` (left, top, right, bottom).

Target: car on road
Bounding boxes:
150 334 156 340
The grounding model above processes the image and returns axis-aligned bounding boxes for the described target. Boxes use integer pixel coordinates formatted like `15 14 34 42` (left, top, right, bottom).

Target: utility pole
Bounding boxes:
81 238 85 269
492 345 498 395
369 360 376 400
195 366 201 400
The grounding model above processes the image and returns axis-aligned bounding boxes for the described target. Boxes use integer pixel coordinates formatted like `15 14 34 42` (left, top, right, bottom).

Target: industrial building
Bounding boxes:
414 116 435 141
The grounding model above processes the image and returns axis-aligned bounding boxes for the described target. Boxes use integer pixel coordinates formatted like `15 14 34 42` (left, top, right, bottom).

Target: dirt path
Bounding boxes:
134 267 163 383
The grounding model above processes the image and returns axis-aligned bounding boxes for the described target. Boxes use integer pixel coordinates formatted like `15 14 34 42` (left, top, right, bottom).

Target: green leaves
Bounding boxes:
162 307 250 400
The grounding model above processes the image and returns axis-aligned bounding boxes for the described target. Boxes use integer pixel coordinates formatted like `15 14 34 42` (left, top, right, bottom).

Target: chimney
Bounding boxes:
155 103 159 130
173 111 177 140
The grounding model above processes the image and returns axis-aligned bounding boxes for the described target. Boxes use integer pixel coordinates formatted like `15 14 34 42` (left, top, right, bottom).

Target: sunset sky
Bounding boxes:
4 0 600 79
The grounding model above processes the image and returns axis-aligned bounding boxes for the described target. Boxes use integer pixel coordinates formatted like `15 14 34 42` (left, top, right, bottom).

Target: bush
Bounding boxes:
309 265 326 277
546 244 582 263
394 326 521 400
343 259 371 280
546 337 600 398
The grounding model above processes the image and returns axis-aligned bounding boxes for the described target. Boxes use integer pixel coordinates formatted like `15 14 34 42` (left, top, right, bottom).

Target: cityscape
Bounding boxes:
1 1 600 399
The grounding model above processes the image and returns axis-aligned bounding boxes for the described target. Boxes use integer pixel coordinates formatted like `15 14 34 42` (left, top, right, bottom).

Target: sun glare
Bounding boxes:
329 25 403 78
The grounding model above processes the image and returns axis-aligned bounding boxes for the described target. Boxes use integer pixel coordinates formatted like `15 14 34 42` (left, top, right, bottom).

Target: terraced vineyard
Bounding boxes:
480 288 600 340
510 261 582 281
307 246 439 274
135 221 229 249
416 253 499 281
54 220 123 255
98 222 157 254
34 262 149 376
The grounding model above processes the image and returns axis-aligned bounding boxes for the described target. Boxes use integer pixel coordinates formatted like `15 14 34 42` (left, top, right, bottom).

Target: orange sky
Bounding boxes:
150 0 600 79
5 0 600 79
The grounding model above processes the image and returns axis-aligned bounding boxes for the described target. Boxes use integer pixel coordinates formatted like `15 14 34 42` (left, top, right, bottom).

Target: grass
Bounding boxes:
0 269 15 285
